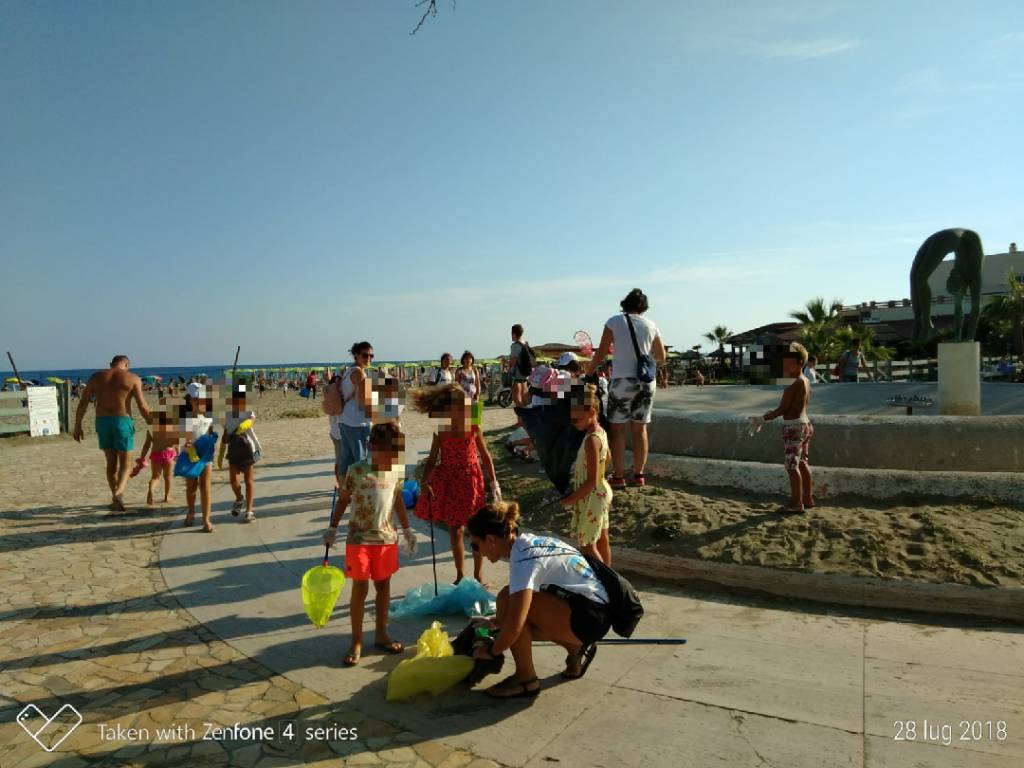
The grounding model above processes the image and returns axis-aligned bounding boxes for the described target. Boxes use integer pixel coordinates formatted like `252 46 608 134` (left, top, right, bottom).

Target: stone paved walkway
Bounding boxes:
0 501 504 768
3 443 1023 767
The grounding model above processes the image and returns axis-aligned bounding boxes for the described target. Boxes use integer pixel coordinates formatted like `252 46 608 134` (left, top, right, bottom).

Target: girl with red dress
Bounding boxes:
411 383 500 585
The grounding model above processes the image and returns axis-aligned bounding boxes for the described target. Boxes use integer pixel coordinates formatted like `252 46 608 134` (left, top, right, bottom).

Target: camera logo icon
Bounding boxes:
16 703 83 752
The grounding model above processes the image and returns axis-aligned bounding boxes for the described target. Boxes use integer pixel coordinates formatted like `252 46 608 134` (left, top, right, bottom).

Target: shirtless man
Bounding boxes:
73 355 152 511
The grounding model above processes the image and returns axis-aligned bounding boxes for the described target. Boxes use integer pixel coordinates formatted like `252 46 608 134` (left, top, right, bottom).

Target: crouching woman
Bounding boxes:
467 501 612 698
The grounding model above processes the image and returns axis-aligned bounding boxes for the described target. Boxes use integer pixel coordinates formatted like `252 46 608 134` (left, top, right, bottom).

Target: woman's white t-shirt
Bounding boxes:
508 533 609 604
340 367 373 428
605 313 659 380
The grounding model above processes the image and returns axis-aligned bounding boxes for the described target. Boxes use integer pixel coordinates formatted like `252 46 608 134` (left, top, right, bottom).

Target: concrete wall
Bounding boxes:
648 409 1024 472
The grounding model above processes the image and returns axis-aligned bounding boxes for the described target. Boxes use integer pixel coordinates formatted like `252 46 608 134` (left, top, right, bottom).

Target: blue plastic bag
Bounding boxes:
173 431 219 478
390 578 496 619
299 387 311 398
401 479 419 510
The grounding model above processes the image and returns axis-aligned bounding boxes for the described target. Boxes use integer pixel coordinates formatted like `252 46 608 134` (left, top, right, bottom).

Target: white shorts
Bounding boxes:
607 378 655 424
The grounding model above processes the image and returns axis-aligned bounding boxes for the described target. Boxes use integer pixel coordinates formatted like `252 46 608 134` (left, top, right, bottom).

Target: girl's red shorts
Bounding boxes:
345 543 399 581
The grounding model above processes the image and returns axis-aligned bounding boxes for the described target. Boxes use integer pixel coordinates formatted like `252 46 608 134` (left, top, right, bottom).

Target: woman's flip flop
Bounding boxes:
373 640 404 655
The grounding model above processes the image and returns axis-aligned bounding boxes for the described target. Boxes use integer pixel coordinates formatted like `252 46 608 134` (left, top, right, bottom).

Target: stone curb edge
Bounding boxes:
613 546 1024 623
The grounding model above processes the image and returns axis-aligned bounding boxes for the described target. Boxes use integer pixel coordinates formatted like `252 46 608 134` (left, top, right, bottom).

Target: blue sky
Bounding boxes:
2 1 1022 369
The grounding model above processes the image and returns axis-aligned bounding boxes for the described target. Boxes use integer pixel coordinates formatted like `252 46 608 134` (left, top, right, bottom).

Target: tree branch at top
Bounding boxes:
411 0 456 35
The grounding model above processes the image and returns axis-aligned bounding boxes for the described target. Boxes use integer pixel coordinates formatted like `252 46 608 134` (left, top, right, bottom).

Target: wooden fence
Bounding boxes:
666 355 1018 384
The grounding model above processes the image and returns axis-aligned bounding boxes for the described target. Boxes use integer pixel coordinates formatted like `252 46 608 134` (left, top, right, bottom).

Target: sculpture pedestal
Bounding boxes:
938 341 981 416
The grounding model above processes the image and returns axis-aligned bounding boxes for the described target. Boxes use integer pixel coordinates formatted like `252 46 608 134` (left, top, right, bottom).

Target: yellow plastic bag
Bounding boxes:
386 621 474 701
302 562 346 629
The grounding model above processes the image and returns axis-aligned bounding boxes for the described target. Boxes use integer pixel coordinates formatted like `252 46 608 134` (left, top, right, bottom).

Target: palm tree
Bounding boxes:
982 269 1024 356
789 297 844 360
832 325 892 362
788 297 844 326
796 324 833 361
702 326 732 359
702 326 732 381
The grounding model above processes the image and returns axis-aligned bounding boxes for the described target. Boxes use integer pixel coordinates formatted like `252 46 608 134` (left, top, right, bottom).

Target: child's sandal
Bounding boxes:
608 475 626 490
632 472 646 487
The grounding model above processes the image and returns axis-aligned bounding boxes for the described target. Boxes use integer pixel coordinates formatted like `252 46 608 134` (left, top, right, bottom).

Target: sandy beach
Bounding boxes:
2 389 1021 589
492 438 1024 588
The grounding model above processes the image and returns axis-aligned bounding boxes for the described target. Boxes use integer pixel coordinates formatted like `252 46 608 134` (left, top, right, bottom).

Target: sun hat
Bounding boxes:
556 351 579 368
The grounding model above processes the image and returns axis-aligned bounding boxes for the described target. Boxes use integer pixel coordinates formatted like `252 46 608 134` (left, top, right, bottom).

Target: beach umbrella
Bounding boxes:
301 490 346 628
46 376 65 384
5 377 21 384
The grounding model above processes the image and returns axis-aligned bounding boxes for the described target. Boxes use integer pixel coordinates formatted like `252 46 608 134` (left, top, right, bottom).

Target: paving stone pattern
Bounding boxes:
0 504 505 768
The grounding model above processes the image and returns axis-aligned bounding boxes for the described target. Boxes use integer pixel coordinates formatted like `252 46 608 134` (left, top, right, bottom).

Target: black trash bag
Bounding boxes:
451 619 505 686
515 398 584 495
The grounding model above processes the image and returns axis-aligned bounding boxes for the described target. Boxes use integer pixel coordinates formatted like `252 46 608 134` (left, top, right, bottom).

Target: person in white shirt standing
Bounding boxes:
803 355 820 385
585 288 667 489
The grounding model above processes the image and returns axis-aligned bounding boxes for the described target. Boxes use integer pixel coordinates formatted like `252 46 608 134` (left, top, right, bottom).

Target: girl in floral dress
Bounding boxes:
560 384 613 564
411 383 500 585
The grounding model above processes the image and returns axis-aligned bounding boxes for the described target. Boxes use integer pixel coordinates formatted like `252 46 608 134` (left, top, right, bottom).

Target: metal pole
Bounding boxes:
6 351 24 387
429 512 438 596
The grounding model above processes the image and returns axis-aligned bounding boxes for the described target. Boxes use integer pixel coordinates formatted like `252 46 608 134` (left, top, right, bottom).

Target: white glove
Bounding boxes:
323 527 338 548
399 527 417 557
491 480 503 503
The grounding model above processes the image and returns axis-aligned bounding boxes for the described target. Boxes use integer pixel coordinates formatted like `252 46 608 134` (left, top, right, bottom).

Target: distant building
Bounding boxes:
533 342 581 359
839 244 1023 339
727 243 1020 377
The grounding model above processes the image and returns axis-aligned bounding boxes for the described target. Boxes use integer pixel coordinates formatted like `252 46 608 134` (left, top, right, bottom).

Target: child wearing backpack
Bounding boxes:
323 421 417 667
410 383 500 586
559 384 613 564
225 385 260 522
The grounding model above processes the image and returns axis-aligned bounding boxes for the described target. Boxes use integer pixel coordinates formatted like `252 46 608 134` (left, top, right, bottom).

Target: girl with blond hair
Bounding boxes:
559 384 613 564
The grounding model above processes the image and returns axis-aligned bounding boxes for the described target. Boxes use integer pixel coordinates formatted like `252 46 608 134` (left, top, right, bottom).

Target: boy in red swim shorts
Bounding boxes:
323 422 417 667
762 342 814 513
